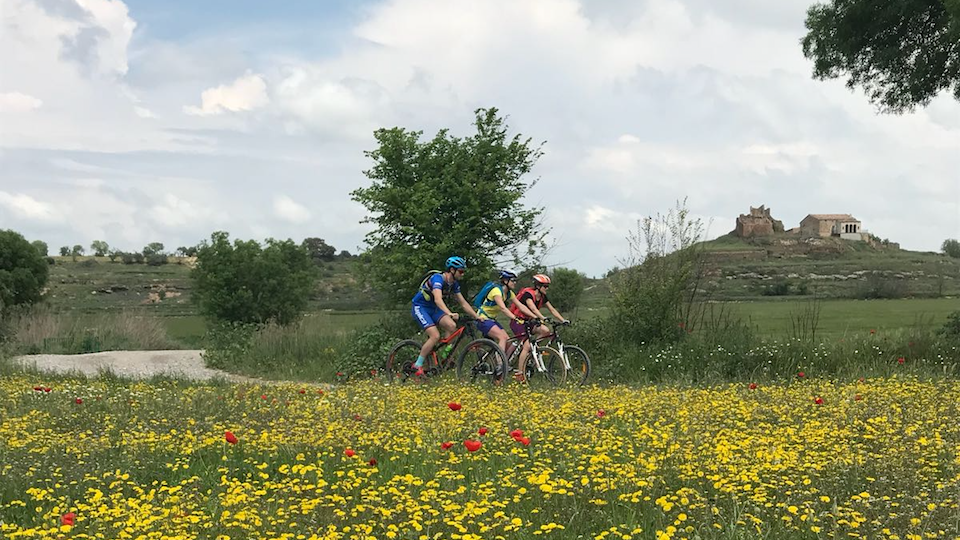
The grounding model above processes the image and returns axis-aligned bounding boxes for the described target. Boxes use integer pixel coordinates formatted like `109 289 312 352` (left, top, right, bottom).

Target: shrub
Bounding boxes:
145 254 168 266
120 252 144 265
337 317 420 377
192 232 315 325
939 311 960 340
857 271 908 299
549 267 585 312
942 239 960 259
0 230 50 310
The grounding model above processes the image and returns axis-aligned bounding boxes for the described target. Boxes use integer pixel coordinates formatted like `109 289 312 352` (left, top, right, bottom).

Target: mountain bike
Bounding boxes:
539 320 591 387
499 319 565 388
386 319 504 385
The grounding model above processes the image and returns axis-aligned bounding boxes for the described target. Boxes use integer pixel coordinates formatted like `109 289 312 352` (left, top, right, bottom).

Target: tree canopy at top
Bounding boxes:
802 0 960 112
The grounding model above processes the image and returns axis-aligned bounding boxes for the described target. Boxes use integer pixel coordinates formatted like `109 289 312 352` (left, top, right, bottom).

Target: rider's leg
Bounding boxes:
417 326 440 368
437 313 457 339
517 339 531 377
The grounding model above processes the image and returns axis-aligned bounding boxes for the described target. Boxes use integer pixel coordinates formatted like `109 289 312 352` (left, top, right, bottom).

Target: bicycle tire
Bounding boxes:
456 338 506 386
385 339 423 383
528 346 565 388
559 345 591 386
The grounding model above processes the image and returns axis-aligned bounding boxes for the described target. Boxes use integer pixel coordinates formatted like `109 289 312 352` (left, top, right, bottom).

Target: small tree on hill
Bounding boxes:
192 231 315 325
59 246 69 257
549 267 586 312
71 245 84 256
142 243 165 257
0 230 50 311
31 240 48 256
351 108 546 303
302 238 336 262
943 238 960 259
90 240 110 257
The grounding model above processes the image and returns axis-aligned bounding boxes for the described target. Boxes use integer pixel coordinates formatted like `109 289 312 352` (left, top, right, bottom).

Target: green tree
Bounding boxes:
802 0 960 112
59 246 69 257
943 238 960 258
351 108 546 304
90 240 110 257
0 230 50 310
301 237 336 262
549 267 586 312
31 240 48 256
191 231 315 325
142 242 165 257
71 245 84 256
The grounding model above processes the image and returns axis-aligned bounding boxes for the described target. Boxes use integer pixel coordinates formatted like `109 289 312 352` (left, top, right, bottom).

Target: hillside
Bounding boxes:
42 256 379 316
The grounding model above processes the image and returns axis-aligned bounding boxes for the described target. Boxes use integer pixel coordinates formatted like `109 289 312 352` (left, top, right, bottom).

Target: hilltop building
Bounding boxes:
735 205 785 238
800 214 863 240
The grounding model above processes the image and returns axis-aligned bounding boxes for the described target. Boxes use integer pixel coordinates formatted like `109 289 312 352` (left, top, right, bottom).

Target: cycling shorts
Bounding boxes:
411 304 450 330
477 318 503 337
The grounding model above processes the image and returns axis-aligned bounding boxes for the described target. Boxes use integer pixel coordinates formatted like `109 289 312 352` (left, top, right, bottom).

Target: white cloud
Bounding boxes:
272 195 311 223
0 92 43 112
618 134 641 144
0 191 60 222
184 72 270 116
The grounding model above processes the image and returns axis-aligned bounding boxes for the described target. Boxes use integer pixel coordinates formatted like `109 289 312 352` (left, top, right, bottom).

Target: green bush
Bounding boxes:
337 317 420 378
192 231 315 325
549 267 585 312
0 230 50 310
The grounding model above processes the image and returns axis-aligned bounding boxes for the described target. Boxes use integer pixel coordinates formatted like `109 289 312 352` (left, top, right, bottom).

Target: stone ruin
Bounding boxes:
735 205 785 238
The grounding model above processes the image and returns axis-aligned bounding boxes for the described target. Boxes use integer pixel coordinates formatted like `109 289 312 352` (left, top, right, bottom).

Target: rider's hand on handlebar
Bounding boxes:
450 313 460 322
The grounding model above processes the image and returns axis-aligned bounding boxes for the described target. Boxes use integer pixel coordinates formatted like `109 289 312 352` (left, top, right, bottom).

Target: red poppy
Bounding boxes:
337 372 344 377
60 512 76 526
224 431 238 445
858 377 865 383
478 427 488 436
897 357 905 365
367 458 378 466
33 386 42 392
596 409 606 418
75 397 83 405
855 394 863 401
678 322 685 329
797 371 806 378
447 402 462 411
520 437 531 446
463 440 482 452
344 448 356 458
370 369 378 376
869 329 876 334
298 389 306 394
441 441 454 450
317 389 324 396
260 394 267 400
748 383 758 390
814 397 824 405
353 414 362 421
43 387 52 393
510 429 524 440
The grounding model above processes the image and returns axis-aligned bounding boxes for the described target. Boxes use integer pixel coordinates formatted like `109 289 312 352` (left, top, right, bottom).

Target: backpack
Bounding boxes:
472 281 504 310
509 287 543 317
418 270 443 301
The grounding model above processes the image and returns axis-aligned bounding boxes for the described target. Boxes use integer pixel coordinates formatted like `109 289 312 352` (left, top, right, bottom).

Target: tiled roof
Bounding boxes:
806 214 858 221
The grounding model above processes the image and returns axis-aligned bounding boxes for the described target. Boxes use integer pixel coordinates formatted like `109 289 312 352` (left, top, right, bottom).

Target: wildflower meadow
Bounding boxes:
1 375 958 539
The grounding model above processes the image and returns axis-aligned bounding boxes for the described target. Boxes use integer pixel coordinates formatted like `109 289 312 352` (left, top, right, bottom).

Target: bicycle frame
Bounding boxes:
425 319 477 370
537 324 572 370
504 321 551 375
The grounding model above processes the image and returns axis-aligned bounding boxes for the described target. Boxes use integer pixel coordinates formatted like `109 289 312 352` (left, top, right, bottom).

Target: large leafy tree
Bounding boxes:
549 267 586 312
0 230 50 311
943 238 960 258
351 108 547 304
802 0 960 112
301 237 336 262
191 232 315 325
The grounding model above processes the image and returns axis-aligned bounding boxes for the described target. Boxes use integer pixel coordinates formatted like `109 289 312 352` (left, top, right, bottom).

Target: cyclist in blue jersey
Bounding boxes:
410 256 480 376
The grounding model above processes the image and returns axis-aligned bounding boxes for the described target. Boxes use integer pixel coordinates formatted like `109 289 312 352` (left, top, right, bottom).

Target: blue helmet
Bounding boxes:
499 269 517 280
445 256 467 270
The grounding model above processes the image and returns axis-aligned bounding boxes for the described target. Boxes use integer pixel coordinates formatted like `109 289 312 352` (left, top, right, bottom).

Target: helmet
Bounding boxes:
533 274 551 286
445 256 467 270
499 269 517 280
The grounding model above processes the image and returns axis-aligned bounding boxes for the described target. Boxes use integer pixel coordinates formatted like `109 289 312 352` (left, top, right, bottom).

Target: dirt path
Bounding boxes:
12 350 261 383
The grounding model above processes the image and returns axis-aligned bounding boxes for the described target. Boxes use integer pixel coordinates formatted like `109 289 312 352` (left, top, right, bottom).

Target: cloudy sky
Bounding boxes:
1 0 958 277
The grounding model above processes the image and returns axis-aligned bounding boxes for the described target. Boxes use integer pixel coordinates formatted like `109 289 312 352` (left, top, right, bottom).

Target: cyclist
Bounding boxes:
411 256 479 376
509 273 570 382
476 269 537 380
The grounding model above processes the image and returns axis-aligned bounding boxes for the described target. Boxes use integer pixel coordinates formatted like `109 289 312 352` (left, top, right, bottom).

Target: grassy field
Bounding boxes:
0 374 956 539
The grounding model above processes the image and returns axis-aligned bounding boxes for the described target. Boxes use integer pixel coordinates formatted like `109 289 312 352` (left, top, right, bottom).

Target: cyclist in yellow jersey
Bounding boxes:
476 269 537 371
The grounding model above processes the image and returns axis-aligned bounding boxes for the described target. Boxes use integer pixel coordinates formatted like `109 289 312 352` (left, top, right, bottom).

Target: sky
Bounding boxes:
1 0 959 277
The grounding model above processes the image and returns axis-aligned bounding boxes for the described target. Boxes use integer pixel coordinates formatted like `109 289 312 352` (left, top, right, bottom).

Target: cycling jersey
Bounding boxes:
412 273 460 307
509 287 548 319
477 285 515 320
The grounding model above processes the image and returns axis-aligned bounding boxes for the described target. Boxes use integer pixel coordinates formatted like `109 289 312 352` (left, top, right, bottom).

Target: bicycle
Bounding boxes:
386 319 505 385
499 319 565 388
539 320 591 387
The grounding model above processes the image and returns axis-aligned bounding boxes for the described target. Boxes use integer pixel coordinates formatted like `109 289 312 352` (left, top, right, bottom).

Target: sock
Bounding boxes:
414 355 425 368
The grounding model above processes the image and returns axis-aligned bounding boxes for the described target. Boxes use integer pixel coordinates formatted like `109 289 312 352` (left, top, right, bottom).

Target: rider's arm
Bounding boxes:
544 301 567 323
525 297 547 320
432 288 457 319
510 295 537 320
455 292 479 319
495 294 520 321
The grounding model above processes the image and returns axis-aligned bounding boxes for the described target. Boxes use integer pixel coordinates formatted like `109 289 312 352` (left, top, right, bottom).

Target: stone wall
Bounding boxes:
735 205 785 238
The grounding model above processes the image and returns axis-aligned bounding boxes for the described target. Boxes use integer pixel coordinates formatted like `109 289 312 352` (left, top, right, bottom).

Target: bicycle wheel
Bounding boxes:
557 345 591 387
385 340 423 383
456 338 506 385
526 346 565 388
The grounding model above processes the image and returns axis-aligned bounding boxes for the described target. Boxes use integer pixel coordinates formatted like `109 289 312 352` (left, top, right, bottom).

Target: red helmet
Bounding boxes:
533 274 551 286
